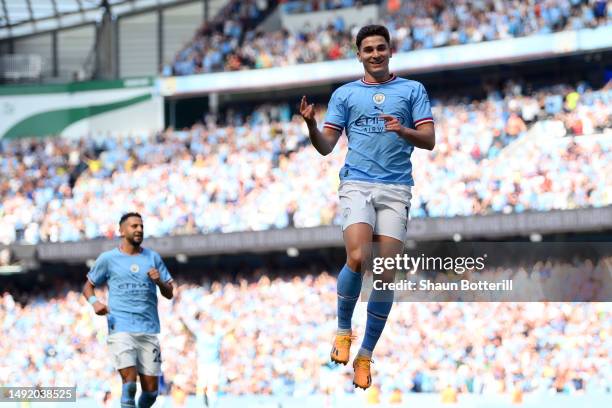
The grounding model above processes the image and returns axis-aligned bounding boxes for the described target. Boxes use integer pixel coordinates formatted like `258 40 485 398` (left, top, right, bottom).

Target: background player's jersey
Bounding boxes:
324 74 434 185
87 247 172 334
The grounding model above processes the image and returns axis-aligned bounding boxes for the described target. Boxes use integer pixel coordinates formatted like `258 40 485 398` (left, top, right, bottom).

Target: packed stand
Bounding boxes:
0 257 610 400
164 0 278 76
280 0 379 14
0 82 610 244
0 138 102 244
165 0 611 75
410 81 612 217
386 0 610 52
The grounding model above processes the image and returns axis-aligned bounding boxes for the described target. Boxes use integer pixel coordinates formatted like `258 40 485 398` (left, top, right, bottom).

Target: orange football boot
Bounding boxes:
352 355 372 389
330 332 355 365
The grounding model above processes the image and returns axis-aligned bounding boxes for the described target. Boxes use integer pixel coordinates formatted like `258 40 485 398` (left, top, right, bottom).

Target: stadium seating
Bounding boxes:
1 258 610 398
0 82 610 244
2 2 610 408
164 0 612 75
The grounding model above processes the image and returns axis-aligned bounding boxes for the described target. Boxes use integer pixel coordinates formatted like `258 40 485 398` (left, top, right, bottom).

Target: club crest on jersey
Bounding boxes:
373 93 385 104
343 207 351 220
130 264 140 273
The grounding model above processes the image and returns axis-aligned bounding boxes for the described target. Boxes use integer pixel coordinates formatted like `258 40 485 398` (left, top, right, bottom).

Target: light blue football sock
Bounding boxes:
120 382 136 408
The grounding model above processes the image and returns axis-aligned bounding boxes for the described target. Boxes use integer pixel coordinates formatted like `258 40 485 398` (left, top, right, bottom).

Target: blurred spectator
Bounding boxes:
281 0 378 14
0 248 11 266
164 0 612 76
0 258 611 397
0 82 610 244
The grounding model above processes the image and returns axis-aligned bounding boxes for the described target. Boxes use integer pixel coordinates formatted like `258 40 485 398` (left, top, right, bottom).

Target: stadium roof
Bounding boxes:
0 0 115 27
0 0 192 39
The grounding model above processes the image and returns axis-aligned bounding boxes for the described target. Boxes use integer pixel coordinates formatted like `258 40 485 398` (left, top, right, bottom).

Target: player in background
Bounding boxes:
180 313 228 408
300 25 435 389
83 212 174 408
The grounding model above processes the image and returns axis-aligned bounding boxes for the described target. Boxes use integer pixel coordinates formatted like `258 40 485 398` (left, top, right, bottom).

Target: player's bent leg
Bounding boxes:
339 181 376 273
138 375 159 408
135 334 162 407
353 234 402 389
118 367 138 408
110 333 139 408
331 223 373 365
344 223 374 273
352 292 393 390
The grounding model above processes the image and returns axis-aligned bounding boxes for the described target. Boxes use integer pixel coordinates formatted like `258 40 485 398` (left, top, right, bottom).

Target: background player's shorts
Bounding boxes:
339 180 412 242
107 332 162 376
197 362 221 396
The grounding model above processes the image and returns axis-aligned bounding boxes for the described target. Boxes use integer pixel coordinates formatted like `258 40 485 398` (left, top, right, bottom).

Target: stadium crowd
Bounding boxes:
0 258 610 401
0 82 610 244
165 0 611 75
280 0 379 14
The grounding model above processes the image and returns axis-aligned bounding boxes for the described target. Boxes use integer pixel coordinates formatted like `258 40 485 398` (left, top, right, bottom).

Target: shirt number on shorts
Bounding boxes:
153 348 162 363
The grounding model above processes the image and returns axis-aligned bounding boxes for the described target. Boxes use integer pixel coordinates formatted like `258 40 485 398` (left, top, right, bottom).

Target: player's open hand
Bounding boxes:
93 301 109 315
300 96 315 125
380 114 403 133
148 268 161 284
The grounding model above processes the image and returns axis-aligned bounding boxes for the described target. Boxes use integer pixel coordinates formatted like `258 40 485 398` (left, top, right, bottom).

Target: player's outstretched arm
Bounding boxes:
179 316 197 339
381 115 435 150
300 96 341 156
82 280 109 315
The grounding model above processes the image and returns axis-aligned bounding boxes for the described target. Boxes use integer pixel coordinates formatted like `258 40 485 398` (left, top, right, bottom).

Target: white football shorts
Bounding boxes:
338 180 412 242
107 332 162 376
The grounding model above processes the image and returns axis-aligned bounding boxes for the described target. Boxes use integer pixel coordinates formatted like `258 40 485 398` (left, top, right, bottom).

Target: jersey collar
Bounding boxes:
361 73 397 86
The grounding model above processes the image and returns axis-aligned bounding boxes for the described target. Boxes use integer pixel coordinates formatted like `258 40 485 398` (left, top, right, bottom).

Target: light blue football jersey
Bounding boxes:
324 74 434 185
87 247 173 334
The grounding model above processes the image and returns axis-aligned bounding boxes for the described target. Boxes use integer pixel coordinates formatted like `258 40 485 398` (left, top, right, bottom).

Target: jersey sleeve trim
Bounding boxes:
323 122 343 132
414 117 434 127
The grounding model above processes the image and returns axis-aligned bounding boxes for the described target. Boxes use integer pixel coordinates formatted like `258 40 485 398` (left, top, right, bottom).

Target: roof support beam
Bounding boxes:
1 0 10 27
24 0 34 22
50 0 59 17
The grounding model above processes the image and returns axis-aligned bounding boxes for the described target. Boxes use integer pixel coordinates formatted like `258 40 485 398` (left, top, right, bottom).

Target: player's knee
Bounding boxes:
138 390 158 408
121 382 137 407
347 248 365 272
